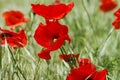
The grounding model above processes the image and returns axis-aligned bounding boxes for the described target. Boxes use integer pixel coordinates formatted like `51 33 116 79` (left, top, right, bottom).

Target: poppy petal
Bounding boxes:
100 0 117 12
49 34 70 50
2 10 28 28
66 63 96 80
34 21 70 50
34 23 54 48
38 49 51 60
91 69 108 80
79 58 91 66
0 28 27 48
31 2 74 19
112 9 120 30
114 8 120 17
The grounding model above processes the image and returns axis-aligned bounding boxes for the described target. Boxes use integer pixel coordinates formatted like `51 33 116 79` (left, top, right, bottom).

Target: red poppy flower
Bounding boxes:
59 54 79 62
66 58 108 80
31 2 74 20
66 63 96 80
34 21 70 60
112 9 120 29
100 0 117 12
0 28 27 49
2 10 28 29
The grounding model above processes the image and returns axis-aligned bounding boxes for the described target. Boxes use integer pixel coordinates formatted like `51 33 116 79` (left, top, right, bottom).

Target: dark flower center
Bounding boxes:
0 33 13 38
52 35 59 42
50 35 59 46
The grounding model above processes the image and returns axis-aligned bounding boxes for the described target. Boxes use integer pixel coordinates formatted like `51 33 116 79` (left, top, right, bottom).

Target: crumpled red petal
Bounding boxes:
0 28 27 48
59 54 80 62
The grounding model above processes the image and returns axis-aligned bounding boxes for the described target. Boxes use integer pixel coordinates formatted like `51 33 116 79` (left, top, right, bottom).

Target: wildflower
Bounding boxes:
34 21 70 60
66 58 108 80
2 10 28 29
31 2 74 20
100 0 117 12
112 8 120 29
0 28 27 49
66 62 96 80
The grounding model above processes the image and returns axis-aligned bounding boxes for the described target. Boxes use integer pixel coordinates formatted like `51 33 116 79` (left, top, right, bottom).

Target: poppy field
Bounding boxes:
0 0 120 80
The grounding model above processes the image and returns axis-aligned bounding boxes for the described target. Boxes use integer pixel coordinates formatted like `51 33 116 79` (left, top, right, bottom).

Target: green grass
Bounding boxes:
0 0 120 80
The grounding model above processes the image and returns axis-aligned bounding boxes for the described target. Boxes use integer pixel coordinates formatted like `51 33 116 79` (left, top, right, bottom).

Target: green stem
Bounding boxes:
0 46 2 69
98 28 114 56
81 0 95 33
33 59 40 80
61 46 67 53
60 48 64 54
68 44 74 54
81 0 98 45
8 46 27 80
12 72 21 80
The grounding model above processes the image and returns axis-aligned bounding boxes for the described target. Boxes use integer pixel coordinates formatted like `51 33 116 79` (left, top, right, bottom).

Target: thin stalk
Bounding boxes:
68 44 74 54
7 68 12 80
23 47 35 62
12 72 21 80
98 28 114 56
0 46 2 69
81 0 95 33
60 48 64 54
8 46 27 80
81 0 98 44
1 64 9 80
26 9 36 32
47 64 50 80
61 46 67 53
33 59 40 80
